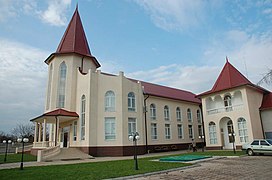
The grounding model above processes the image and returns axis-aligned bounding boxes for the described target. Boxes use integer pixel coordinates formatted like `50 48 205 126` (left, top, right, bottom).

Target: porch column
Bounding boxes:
55 116 59 146
34 122 38 143
38 123 42 142
43 119 47 144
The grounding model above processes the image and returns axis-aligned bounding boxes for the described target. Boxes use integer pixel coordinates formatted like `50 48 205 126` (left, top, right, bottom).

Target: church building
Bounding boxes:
30 7 203 157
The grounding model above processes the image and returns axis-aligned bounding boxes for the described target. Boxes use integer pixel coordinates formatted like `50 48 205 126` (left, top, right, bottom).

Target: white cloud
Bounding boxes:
133 0 207 31
0 39 48 133
203 30 272 89
39 0 71 26
127 64 220 94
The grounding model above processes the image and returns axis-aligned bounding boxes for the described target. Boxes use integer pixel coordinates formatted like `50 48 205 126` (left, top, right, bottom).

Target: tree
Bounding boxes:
11 123 34 139
257 69 272 86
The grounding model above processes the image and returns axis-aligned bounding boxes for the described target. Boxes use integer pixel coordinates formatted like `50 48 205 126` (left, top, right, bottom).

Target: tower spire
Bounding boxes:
49 6 100 68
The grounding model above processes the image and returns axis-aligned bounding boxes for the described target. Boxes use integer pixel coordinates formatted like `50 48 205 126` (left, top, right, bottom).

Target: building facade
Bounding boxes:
30 7 203 157
198 60 272 150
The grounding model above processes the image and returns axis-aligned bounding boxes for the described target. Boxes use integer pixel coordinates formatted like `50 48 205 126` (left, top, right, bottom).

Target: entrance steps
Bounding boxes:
45 148 93 161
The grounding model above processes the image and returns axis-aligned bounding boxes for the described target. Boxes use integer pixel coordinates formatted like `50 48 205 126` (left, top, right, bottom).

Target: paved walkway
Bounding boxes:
132 155 272 180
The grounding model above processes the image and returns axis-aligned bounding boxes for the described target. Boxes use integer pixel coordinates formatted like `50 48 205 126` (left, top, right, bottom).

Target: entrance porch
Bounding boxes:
30 109 79 149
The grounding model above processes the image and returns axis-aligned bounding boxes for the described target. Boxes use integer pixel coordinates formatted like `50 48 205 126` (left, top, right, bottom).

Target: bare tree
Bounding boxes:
11 123 34 139
257 69 272 86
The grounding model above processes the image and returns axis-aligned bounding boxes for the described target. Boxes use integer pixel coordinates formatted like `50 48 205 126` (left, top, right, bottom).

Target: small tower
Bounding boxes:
44 6 100 111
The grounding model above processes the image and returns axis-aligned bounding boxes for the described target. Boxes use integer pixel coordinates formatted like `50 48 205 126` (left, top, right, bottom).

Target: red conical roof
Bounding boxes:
45 6 100 68
56 6 91 56
211 60 252 92
198 59 257 97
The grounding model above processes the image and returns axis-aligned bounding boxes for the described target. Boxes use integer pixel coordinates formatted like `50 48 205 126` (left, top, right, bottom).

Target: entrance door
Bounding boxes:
63 132 68 148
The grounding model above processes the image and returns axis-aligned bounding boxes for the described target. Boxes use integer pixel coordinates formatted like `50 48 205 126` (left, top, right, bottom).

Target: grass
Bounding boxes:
0 153 36 164
0 150 245 180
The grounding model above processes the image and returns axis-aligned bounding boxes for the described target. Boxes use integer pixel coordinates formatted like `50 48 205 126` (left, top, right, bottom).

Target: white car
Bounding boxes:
242 139 272 156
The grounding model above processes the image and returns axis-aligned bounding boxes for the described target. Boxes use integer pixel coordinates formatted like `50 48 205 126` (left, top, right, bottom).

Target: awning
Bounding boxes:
30 108 79 123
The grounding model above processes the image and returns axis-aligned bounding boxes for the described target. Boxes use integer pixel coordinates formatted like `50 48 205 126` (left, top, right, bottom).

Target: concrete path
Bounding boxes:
132 155 272 180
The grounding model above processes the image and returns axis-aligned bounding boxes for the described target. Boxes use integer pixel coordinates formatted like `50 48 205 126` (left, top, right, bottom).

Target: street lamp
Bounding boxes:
2 140 12 163
17 137 29 170
129 132 140 170
228 132 236 154
198 135 205 152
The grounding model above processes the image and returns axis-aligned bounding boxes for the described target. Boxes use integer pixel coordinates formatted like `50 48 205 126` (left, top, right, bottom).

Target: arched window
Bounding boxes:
197 109 201 123
128 92 136 111
209 122 217 144
81 95 86 140
238 118 248 143
46 64 53 110
187 108 192 122
224 95 232 111
150 104 156 120
57 62 67 108
105 91 115 112
164 105 170 120
176 107 181 121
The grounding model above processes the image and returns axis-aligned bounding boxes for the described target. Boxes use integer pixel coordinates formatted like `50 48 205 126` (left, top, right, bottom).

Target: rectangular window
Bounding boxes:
198 125 203 136
128 118 136 136
73 121 77 141
165 124 171 139
177 124 183 139
188 125 193 139
105 117 116 140
151 123 157 140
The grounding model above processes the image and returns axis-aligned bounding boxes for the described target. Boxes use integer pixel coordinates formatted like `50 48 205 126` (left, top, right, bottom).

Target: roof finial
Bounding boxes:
76 2 78 11
226 56 229 63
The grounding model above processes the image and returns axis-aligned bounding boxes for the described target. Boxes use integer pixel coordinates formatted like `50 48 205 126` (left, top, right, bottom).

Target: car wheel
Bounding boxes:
247 149 254 156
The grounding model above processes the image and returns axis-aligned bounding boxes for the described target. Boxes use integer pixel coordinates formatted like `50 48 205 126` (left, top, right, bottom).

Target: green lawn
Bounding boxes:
0 150 245 180
0 153 36 164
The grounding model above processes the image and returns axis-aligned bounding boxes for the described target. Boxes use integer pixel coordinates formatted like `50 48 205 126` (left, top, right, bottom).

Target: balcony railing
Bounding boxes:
207 104 243 115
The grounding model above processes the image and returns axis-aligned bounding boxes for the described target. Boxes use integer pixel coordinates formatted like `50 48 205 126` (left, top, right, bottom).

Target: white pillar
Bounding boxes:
38 123 42 142
34 122 38 143
43 119 46 142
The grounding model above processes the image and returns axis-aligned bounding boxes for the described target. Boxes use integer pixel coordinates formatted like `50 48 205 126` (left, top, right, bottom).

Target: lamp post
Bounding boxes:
198 135 205 152
129 132 140 170
17 137 29 170
228 132 236 154
3 140 12 163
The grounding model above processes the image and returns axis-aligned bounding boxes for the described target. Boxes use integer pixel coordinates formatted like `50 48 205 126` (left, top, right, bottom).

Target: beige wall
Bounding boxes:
201 86 264 149
146 96 202 145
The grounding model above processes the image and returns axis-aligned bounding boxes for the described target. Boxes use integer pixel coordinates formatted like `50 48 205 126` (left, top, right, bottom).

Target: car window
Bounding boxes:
261 140 269 146
266 139 272 145
251 140 259 145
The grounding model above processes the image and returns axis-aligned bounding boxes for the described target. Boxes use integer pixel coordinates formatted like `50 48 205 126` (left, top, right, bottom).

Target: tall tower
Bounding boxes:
44 6 100 112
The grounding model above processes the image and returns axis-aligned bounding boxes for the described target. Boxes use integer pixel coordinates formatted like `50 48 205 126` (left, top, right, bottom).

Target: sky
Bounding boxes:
0 0 272 133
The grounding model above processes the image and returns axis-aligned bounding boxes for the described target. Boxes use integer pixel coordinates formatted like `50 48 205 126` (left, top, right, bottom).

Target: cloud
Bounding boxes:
0 0 71 26
127 64 220 94
0 0 37 22
0 39 48 133
39 0 71 26
133 0 207 31
203 30 272 88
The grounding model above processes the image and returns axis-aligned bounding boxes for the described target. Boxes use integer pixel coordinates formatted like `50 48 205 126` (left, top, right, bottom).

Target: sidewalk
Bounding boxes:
0 150 189 170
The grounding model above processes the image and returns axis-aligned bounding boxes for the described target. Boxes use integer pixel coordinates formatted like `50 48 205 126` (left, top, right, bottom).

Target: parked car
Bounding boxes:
242 139 272 156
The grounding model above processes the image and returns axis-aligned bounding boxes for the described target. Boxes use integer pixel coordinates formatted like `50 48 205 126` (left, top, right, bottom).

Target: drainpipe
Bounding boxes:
259 109 265 138
199 104 206 145
144 94 150 154
80 56 84 73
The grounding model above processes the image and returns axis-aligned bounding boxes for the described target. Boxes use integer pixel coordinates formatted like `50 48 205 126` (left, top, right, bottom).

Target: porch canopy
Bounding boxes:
30 109 79 147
